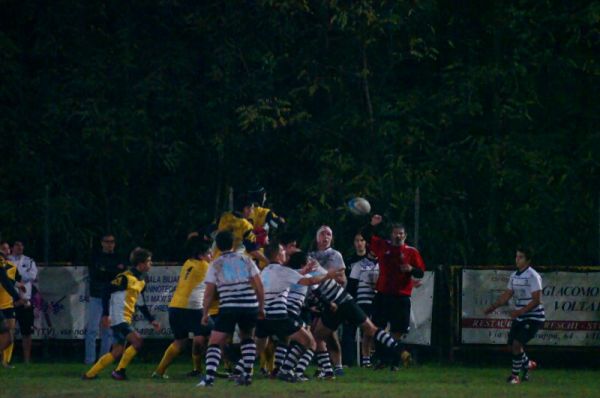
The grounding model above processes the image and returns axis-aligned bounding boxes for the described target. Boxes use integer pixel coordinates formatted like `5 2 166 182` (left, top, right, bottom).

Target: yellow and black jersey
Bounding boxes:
248 206 284 230
214 211 257 257
169 258 209 310
0 259 20 310
106 268 154 325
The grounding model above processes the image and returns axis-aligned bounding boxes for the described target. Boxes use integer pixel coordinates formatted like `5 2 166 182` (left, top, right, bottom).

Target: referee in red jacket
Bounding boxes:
362 214 425 370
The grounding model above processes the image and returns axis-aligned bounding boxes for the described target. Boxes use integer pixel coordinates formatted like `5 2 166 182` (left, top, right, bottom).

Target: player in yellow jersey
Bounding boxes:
0 253 27 364
152 237 213 379
83 247 160 381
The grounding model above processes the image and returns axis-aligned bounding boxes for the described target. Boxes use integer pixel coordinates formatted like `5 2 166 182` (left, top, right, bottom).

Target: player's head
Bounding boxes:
316 225 333 250
264 241 286 264
215 230 234 252
234 193 254 218
130 247 152 272
389 223 406 246
248 186 267 207
280 232 299 257
0 241 10 257
354 232 366 254
515 246 533 269
100 233 116 254
12 240 24 256
287 251 308 270
186 235 212 261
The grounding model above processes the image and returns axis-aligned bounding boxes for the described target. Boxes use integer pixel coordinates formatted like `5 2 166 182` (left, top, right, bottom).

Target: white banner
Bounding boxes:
25 266 434 344
404 271 434 346
461 269 600 346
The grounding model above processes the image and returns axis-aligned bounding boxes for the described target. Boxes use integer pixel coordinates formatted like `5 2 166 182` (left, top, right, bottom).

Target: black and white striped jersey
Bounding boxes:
204 251 260 311
348 256 379 305
261 263 304 319
508 267 545 322
287 282 308 317
312 264 351 305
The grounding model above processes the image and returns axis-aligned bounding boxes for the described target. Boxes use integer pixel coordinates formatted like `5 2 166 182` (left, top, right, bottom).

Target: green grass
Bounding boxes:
1 362 598 398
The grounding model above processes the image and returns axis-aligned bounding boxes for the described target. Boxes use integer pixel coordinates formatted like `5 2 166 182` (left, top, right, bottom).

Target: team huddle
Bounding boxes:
76 189 544 386
80 190 427 386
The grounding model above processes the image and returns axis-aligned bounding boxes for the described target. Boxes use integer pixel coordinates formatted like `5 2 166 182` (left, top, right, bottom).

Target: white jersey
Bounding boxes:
309 248 345 272
8 254 37 300
349 257 379 305
205 251 260 311
508 266 545 322
261 263 305 319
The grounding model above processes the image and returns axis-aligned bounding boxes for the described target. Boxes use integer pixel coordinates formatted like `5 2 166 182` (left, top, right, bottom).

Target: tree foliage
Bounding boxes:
0 0 598 265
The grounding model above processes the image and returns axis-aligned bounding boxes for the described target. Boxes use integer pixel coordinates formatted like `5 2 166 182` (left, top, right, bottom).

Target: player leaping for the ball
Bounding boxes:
484 247 543 384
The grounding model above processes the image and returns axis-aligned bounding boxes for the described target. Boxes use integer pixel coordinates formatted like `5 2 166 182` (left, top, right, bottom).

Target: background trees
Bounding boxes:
1 0 598 265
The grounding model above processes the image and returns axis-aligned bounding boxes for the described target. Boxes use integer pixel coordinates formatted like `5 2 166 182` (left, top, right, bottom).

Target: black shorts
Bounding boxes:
111 322 135 345
256 317 302 339
15 305 34 336
358 303 373 318
371 293 411 334
321 300 367 331
213 309 258 335
1 307 15 320
508 319 543 345
168 307 212 340
0 310 7 333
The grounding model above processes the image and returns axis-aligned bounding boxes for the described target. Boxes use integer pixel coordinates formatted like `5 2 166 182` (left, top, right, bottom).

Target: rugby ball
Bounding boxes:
347 197 371 216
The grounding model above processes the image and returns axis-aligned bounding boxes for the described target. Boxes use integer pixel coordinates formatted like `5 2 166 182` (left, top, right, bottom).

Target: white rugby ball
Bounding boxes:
347 197 371 216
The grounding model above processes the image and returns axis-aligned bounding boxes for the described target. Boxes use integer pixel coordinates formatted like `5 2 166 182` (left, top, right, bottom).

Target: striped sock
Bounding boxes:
521 352 529 369
361 355 371 367
275 344 288 370
204 344 222 382
316 351 333 375
295 348 314 375
240 339 257 378
511 354 522 376
281 342 303 373
233 358 245 375
374 329 399 351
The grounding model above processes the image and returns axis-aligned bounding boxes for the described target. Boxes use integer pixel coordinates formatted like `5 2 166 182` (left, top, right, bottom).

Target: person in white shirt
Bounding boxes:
485 247 544 384
8 240 37 364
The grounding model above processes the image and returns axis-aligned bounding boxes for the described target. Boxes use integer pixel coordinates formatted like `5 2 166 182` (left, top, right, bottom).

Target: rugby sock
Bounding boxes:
295 348 314 375
234 358 245 376
521 352 529 369
240 339 257 378
274 343 288 370
260 340 276 372
156 343 181 375
205 344 222 382
316 351 333 375
86 352 115 377
511 353 522 376
374 329 399 351
116 345 138 370
281 342 303 373
192 353 203 372
361 355 371 367
3 342 14 364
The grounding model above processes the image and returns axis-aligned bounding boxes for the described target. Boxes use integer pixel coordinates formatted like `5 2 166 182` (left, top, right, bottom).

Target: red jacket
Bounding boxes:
370 235 425 296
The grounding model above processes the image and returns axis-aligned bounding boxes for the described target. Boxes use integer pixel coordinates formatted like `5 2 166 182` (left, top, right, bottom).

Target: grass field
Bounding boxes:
1 362 598 398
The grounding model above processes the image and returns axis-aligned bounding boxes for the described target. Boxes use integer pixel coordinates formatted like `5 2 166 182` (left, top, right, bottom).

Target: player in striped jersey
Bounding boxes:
253 242 340 382
83 248 160 381
152 237 213 379
197 230 265 387
309 225 346 375
346 232 379 367
485 247 544 384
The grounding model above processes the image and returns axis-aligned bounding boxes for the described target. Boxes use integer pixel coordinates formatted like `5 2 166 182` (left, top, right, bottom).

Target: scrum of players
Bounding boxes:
80 188 426 386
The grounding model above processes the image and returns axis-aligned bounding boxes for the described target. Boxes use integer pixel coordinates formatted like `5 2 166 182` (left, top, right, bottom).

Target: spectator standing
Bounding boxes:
8 240 37 364
84 234 125 364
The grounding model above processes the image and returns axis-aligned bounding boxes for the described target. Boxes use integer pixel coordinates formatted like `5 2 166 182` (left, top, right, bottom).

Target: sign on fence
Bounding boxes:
25 266 434 346
461 269 600 346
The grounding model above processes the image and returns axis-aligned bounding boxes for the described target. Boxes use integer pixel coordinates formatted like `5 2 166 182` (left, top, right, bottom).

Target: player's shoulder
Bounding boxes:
526 266 542 279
